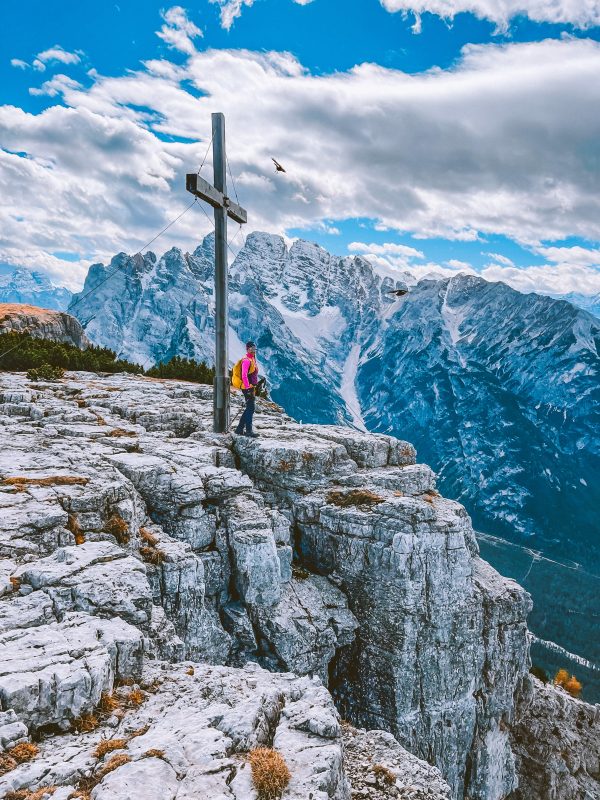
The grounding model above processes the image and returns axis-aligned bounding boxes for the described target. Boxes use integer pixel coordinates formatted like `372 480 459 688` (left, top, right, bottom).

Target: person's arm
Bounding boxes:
241 357 252 389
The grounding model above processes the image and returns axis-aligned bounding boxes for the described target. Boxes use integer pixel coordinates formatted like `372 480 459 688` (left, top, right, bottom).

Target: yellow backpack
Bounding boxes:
231 356 256 390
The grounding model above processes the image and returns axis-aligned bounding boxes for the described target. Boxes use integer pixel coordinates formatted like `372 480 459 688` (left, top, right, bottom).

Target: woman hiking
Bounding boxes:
231 341 260 437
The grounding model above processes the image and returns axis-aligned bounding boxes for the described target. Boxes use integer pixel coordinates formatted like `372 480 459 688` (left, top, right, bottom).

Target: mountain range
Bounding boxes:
0 267 72 310
67 232 599 564
4 235 599 694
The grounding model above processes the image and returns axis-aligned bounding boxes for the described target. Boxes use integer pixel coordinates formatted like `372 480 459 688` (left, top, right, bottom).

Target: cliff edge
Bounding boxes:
0 372 596 800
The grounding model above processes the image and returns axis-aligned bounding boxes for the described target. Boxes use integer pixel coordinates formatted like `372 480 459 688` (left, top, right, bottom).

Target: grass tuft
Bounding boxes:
140 546 166 565
372 763 397 786
9 743 39 763
72 712 99 733
105 513 130 545
97 693 120 714
3 476 89 489
67 513 85 545
5 787 58 800
326 488 384 508
248 747 291 800
107 428 136 437
142 749 165 759
139 527 158 546
124 688 145 708
93 738 128 759
128 724 150 739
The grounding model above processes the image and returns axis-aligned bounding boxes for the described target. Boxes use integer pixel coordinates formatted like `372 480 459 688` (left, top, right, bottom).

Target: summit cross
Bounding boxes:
186 112 247 434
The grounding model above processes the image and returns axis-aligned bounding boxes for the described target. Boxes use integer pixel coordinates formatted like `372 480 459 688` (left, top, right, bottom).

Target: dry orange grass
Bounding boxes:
5 787 58 800
124 688 145 708
140 546 166 565
9 575 22 592
554 669 583 698
97 693 120 714
3 476 89 489
93 739 128 759
128 724 150 739
372 764 396 786
326 489 384 508
248 748 291 800
9 743 39 763
107 428 136 437
0 743 39 776
97 753 131 779
67 513 85 545
105 514 130 545
73 753 132 800
142 749 165 759
140 527 158 546
72 712 99 733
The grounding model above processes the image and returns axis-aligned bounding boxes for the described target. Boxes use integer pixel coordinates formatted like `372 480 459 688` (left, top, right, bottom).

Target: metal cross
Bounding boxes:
186 113 247 433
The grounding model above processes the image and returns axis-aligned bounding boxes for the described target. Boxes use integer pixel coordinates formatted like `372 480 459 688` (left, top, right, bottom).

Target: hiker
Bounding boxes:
232 341 260 437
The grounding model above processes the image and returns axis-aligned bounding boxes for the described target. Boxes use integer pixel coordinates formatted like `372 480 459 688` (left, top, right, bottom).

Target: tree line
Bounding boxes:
0 332 215 385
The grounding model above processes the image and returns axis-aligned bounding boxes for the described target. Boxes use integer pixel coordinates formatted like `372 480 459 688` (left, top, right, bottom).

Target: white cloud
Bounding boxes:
534 245 600 266
36 46 81 66
379 0 600 31
446 259 472 269
211 0 314 29
29 75 82 98
10 59 29 69
157 6 203 54
349 241 425 259
1 37 600 292
486 252 514 266
210 0 254 30
481 262 600 295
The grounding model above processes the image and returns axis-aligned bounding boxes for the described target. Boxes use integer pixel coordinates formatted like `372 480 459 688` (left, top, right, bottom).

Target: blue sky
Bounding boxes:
1 0 599 295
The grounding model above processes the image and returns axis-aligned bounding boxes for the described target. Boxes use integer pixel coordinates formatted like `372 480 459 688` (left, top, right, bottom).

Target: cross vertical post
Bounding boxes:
186 112 247 433
212 113 229 434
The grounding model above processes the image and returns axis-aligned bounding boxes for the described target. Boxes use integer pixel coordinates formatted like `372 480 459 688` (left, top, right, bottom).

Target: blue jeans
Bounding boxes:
236 388 255 433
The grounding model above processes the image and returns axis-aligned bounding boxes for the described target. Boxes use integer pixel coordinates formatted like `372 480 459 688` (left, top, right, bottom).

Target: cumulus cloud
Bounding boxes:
211 0 314 29
156 6 202 54
481 261 600 295
534 244 600 266
349 241 425 259
1 36 600 292
10 59 28 69
36 45 81 66
486 252 515 266
379 0 600 31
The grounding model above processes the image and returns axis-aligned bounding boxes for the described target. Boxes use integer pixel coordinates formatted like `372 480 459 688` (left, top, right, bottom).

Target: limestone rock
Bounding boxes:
509 677 600 800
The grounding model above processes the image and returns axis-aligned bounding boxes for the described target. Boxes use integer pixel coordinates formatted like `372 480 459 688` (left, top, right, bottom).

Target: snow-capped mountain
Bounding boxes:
0 268 72 310
552 291 600 319
69 232 599 566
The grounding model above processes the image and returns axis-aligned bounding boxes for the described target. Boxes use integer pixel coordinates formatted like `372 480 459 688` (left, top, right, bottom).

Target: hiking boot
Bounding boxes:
244 431 259 438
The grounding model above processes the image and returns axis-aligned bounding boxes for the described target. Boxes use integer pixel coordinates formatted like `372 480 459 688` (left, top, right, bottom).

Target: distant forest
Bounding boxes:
0 332 215 384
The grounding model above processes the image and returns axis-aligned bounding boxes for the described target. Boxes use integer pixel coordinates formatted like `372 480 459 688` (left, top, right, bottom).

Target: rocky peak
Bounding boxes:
0 303 90 349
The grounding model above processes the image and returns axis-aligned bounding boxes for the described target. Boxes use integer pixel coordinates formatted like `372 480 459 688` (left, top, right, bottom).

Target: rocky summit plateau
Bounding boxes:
1 371 598 800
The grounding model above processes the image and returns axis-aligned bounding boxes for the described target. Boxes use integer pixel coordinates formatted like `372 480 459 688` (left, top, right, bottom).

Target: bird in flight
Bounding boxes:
386 288 409 297
272 158 286 173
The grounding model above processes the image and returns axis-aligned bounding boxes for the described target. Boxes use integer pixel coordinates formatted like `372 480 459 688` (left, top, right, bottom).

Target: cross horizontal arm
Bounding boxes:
186 173 247 225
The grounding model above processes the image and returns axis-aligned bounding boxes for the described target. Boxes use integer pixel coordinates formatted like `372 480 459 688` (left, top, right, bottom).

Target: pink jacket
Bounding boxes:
241 354 258 389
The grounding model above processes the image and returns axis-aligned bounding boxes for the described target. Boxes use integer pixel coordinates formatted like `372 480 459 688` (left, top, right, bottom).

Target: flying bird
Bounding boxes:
272 158 286 173
386 288 409 297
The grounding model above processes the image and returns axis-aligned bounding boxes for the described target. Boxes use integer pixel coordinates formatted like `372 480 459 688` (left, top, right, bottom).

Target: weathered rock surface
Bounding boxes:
0 371 596 800
509 676 600 800
0 662 349 800
342 722 451 799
